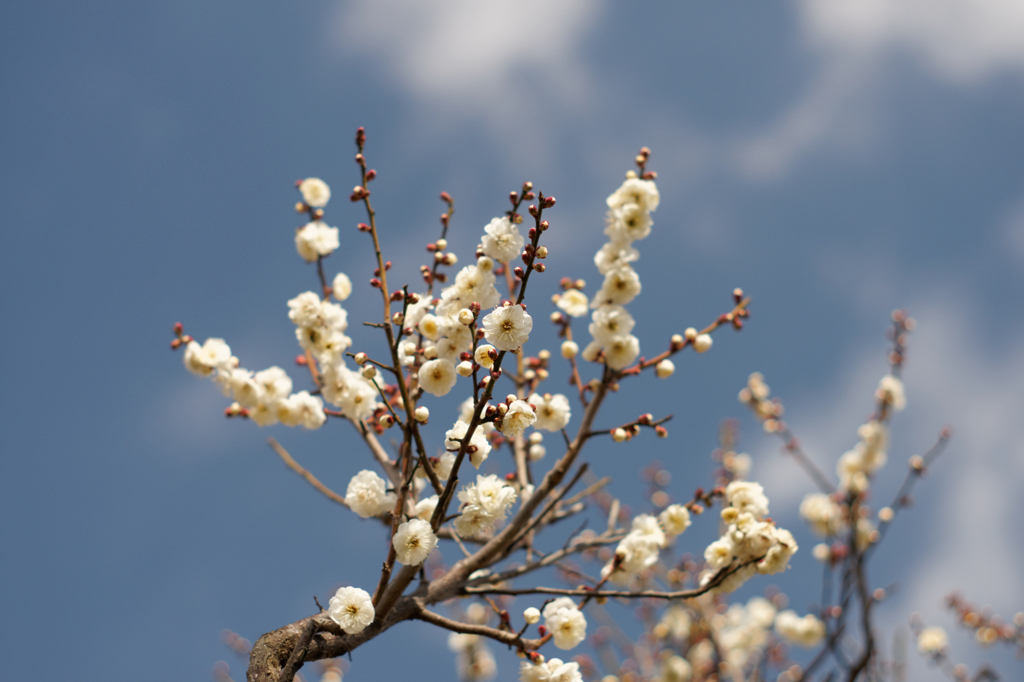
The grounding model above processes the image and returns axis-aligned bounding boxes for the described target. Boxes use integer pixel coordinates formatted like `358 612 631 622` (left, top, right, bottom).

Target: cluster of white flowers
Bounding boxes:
183 336 327 429
799 492 844 537
701 481 797 592
774 610 826 647
453 474 517 538
713 597 778 671
837 416 889 494
445 419 493 469
345 469 396 518
449 632 497 682
327 585 374 635
519 656 583 682
602 505 690 584
542 598 587 650
580 172 658 370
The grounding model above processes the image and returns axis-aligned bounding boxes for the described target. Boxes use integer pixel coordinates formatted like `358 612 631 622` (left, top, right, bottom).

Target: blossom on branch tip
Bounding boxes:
482 304 533 352
298 178 331 208
183 338 232 376
606 176 659 212
481 216 524 263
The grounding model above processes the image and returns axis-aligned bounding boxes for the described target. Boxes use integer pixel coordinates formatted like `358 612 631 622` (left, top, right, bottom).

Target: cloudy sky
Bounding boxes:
2 2 1023 681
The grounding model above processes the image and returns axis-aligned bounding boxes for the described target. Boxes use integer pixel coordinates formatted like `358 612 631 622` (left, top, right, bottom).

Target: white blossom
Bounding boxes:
693 333 713 353
299 177 331 208
295 221 340 262
554 289 588 318
254 366 292 402
445 420 492 469
543 598 587 650
500 400 537 438
725 481 770 519
589 305 635 346
594 240 640 275
392 518 437 565
483 304 533 352
287 291 323 327
593 266 641 308
474 344 496 368
917 626 948 654
481 216 524 263
419 358 458 397
183 338 232 376
603 334 640 370
877 375 906 411
605 202 652 242
275 391 325 429
800 493 843 537
659 504 691 536
520 658 583 682
414 495 438 521
458 474 517 520
529 393 571 432
775 611 826 647
327 586 374 635
331 272 352 301
561 340 578 359
345 470 395 518
607 176 660 212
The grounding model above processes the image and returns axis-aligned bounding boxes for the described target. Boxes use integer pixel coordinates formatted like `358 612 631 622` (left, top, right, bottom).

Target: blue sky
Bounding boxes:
2 2 1023 681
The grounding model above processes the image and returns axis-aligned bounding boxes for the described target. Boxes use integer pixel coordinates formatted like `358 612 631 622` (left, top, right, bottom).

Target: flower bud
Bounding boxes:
536 245 548 258
457 361 474 377
477 256 494 272
523 607 541 624
612 428 628 442
392 312 404 325
361 365 377 380
379 414 393 428
693 334 713 353
529 444 546 461
535 263 546 273
656 359 675 378
474 344 497 369
354 352 368 366
458 308 475 325
414 406 430 423
423 345 438 360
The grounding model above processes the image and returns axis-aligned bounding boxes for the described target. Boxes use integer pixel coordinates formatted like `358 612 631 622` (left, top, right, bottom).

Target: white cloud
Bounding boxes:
735 0 1024 181
331 0 602 132
732 54 879 180
798 0 1024 83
